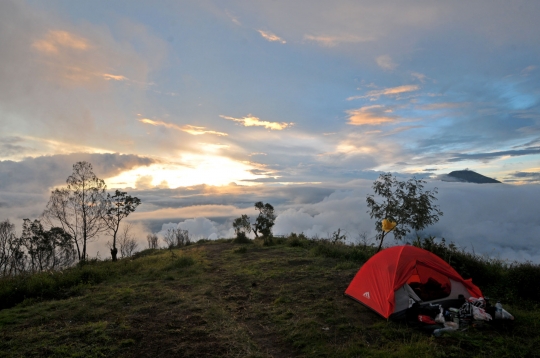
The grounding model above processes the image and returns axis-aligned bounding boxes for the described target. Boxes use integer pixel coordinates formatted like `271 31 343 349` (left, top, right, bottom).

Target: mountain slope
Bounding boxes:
442 170 501 183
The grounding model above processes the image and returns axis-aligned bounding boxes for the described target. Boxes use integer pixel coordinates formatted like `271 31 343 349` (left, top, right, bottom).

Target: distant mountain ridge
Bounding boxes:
442 170 501 184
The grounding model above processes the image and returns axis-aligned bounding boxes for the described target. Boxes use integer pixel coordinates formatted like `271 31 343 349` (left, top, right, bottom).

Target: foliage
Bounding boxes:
0 220 25 277
43 161 107 261
232 214 251 242
103 190 141 261
20 219 76 273
287 232 311 248
1 239 540 357
329 228 347 244
366 173 443 252
412 236 540 304
252 201 276 243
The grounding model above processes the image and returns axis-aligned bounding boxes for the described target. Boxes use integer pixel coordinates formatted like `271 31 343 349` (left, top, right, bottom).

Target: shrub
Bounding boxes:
287 233 311 248
232 232 252 244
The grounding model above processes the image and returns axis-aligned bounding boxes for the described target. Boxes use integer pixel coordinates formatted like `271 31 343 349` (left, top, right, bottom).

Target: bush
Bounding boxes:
413 236 540 304
310 242 373 263
165 256 195 270
287 233 311 248
232 232 252 244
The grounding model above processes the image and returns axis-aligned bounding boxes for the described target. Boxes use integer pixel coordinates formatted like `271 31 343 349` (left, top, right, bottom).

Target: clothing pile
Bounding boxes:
406 295 514 336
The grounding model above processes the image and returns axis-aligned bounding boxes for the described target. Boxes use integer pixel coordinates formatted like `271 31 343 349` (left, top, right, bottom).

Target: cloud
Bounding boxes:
139 118 228 136
346 105 397 125
32 30 89 54
304 34 373 47
411 72 428 83
102 73 128 81
273 181 540 263
0 153 156 193
447 147 540 163
416 102 467 110
220 114 293 130
376 55 397 71
347 85 420 100
503 171 540 184
257 30 286 44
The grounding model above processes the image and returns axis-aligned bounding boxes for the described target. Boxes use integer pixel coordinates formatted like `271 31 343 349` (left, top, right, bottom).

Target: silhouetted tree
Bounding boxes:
43 161 107 261
163 228 191 248
147 233 159 249
103 190 141 261
0 220 25 277
253 202 276 243
233 214 251 242
20 219 75 272
117 223 138 258
366 173 443 252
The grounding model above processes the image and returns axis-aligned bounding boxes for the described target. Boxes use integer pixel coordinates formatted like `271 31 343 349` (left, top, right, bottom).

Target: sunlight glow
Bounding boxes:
105 154 266 189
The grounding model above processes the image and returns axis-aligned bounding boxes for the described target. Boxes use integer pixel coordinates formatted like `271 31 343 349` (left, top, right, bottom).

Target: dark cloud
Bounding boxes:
504 171 540 184
0 153 155 193
447 147 540 163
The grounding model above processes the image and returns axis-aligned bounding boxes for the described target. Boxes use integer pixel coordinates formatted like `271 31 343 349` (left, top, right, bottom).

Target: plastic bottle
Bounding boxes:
495 301 503 319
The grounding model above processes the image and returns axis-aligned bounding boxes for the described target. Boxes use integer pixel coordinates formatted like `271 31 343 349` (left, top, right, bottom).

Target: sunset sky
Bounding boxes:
1 1 540 261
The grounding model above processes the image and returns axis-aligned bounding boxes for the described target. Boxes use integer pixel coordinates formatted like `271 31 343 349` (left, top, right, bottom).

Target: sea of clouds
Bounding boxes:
127 181 540 264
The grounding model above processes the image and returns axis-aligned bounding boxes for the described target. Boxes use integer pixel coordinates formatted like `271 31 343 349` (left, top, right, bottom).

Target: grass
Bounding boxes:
1 237 539 357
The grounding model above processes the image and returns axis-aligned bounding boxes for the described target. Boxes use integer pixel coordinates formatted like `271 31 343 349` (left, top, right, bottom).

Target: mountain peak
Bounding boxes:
441 170 501 184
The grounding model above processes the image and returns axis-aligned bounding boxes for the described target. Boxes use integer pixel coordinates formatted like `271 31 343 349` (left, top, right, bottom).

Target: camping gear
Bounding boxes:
345 245 483 320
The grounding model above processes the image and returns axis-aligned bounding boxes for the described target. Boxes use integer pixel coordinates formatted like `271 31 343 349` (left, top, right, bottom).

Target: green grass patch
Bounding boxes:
1 238 539 357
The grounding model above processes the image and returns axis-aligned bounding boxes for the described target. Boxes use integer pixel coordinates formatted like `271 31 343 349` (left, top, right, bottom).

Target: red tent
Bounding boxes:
345 245 483 319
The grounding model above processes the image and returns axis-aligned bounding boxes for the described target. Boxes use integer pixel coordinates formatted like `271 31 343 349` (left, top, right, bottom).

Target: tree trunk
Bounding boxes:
111 247 118 261
376 232 387 253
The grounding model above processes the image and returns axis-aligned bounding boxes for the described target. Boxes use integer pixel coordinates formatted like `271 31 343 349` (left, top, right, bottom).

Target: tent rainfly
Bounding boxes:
345 245 483 320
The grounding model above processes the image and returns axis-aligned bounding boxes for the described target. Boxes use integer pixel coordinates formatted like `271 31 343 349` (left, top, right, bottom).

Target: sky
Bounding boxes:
1 0 540 262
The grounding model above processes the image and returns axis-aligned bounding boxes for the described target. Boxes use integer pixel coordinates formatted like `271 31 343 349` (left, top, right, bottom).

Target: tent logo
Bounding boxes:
363 292 370 299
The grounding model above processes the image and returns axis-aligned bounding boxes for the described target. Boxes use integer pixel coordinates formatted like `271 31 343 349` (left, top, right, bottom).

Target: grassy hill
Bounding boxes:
1 238 539 357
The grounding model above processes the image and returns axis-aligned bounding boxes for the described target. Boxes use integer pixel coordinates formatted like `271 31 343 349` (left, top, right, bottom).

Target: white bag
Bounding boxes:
471 305 492 321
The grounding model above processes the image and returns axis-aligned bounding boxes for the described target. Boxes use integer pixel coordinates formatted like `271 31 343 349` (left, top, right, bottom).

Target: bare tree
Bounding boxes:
43 161 107 261
103 190 141 261
146 233 159 249
163 228 190 248
118 223 138 258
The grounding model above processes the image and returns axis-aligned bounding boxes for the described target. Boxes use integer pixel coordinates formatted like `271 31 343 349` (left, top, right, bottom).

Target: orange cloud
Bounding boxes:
257 30 286 44
102 73 128 81
220 115 292 130
348 85 420 100
32 30 89 54
304 34 373 47
139 118 228 136
346 105 396 125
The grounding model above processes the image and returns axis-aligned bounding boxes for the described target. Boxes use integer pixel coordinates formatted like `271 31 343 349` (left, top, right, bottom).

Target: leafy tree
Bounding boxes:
252 202 276 243
20 219 75 272
366 173 443 252
232 214 251 241
103 190 141 261
0 220 25 277
43 161 107 261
